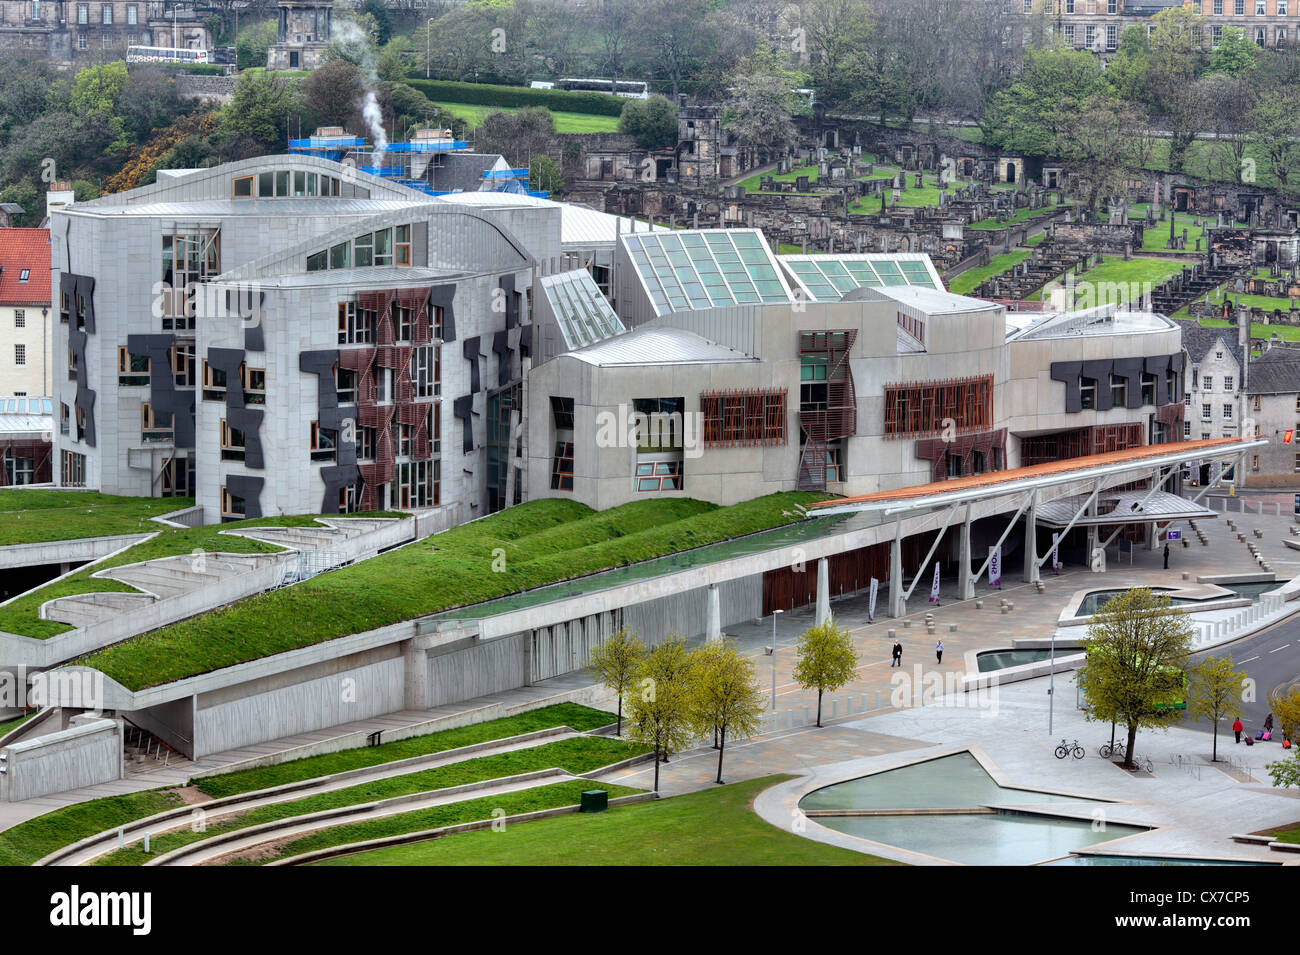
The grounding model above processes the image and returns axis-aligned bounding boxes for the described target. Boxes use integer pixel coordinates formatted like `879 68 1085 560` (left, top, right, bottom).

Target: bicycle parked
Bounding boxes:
1055 738 1085 760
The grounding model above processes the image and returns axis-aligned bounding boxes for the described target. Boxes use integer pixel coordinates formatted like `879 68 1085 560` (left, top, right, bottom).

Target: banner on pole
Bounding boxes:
929 562 940 603
868 577 878 621
989 545 1002 587
1051 532 1060 571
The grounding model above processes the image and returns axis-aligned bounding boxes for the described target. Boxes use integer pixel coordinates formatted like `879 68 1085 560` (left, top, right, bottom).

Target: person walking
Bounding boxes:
1163 542 1170 570
892 641 902 667
935 640 944 664
1233 717 1244 744
1265 712 1275 735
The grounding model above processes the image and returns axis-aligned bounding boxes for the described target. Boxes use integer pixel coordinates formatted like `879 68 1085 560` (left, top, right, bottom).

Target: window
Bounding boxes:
141 402 173 441
59 402 69 435
1202 404 1212 419
238 365 264 404
1064 23 1076 44
127 4 136 24
78 34 86 50
1184 420 1191 438
1214 0 1223 13
1110 374 1127 407
221 486 246 519
1066 0 1074 12
1255 26 1266 45
101 3 111 23
395 303 412 342
1140 373 1156 406
233 175 254 198
337 302 373 344
1203 375 1213 391
13 344 25 366
635 460 683 492
1224 375 1234 392
62 450 85 487
13 309 25 328
396 225 411 266
221 420 246 461
161 232 220 330
1253 454 1261 472
1236 0 1246 14
1085 25 1096 48
1280 0 1289 14
825 447 843 483
1257 0 1266 14
117 346 149 385
1223 404 1233 420
202 360 227 401
18 270 27 282
1213 24 1223 44
551 396 575 430
172 344 195 388
77 3 87 23
633 398 685 450
1107 0 1116 12
551 440 574 491
310 421 336 461
335 366 358 404
1279 27 1288 44
29 1 40 19
1215 350 1223 360
410 345 438 398
1080 377 1097 410
1106 24 1117 50
391 460 438 509
1296 452 1300 473
3 455 34 486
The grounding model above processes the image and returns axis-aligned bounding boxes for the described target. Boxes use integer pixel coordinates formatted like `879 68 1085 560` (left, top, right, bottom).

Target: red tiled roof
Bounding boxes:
0 228 51 306
807 437 1249 509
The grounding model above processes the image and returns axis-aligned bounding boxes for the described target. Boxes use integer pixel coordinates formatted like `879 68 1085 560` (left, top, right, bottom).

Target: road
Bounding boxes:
1186 612 1300 745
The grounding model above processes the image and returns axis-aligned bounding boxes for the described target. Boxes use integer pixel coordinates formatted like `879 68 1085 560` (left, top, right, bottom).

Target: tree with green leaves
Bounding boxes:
792 618 858 728
980 46 1105 156
1186 655 1245 762
1147 5 1210 174
1267 685 1300 745
1207 26 1256 77
690 640 766 784
1249 88 1300 193
618 95 678 150
528 153 562 195
626 634 695 791
214 71 301 158
1078 588 1193 769
587 628 644 736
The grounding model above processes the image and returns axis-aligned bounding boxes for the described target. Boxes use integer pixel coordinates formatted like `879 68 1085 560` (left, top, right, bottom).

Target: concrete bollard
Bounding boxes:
888 629 896 639
903 620 911 628
949 623 957 632
975 600 984 609
1182 572 1190 580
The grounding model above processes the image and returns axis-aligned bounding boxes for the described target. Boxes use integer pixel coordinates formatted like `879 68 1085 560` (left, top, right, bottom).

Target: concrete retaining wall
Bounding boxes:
174 73 236 105
623 573 761 645
427 634 527 708
0 717 121 802
193 653 405 758
0 533 151 572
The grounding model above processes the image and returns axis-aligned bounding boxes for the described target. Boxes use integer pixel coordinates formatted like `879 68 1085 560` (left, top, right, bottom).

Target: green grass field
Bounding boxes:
432 101 619 133
0 704 615 866
316 775 899 866
94 736 644 866
0 512 397 640
0 491 193 547
1028 256 1185 307
967 201 1065 231
947 249 1033 296
76 492 826 691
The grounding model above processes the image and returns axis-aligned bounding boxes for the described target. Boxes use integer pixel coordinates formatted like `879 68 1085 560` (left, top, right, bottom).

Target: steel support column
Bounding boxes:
959 503 974 600
1023 488 1039 583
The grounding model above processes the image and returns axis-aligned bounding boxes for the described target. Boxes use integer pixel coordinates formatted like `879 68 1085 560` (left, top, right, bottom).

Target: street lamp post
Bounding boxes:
1048 625 1056 736
770 609 782 711
425 17 435 79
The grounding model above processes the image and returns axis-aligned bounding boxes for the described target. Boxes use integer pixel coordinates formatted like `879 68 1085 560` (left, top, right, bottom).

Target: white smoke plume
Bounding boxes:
332 17 387 163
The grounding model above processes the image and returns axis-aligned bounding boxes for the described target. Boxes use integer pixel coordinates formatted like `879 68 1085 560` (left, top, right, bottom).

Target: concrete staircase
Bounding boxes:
42 553 282 629
40 517 404 630
122 721 194 777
